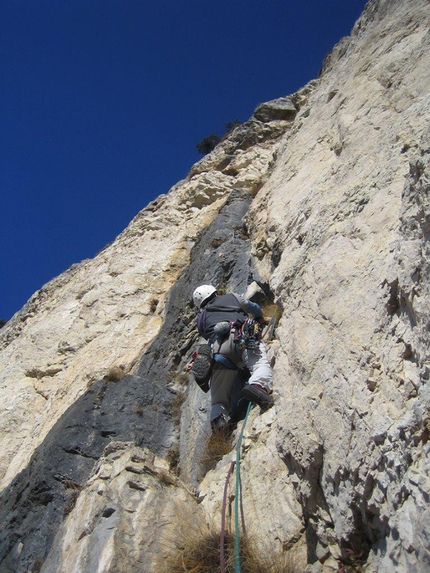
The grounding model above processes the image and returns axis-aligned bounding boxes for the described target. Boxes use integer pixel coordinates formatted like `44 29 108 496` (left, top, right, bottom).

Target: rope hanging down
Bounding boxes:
219 402 252 573
234 401 252 572
219 312 277 571
220 460 235 573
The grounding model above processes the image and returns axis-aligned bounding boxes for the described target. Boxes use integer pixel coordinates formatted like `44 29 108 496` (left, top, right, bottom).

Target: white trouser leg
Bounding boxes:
242 342 273 392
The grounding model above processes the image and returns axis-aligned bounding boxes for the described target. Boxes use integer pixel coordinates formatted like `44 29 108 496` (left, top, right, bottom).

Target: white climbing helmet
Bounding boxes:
193 285 217 309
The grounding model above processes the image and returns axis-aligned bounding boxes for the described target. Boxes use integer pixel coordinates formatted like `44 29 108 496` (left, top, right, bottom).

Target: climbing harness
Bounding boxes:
212 352 238 370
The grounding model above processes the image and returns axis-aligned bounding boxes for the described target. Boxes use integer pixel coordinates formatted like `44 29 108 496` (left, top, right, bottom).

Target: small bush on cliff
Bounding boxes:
104 365 126 382
196 133 221 155
158 501 302 573
195 120 242 155
201 429 233 474
149 298 159 313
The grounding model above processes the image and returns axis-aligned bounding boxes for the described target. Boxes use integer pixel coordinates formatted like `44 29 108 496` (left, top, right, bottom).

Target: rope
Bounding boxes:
234 401 253 573
239 470 247 537
263 313 277 342
268 313 277 340
220 460 236 573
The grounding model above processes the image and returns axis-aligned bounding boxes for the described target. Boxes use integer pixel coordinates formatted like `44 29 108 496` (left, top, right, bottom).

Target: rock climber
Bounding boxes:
190 285 273 432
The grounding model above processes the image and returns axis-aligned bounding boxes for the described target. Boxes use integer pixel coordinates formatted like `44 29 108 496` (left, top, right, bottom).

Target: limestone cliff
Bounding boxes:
1 0 429 571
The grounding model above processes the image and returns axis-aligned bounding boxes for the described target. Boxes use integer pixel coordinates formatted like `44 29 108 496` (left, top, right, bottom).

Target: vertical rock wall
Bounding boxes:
242 0 430 570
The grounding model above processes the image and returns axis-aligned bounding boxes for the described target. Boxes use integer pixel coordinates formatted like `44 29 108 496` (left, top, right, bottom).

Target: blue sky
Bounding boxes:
1 0 367 320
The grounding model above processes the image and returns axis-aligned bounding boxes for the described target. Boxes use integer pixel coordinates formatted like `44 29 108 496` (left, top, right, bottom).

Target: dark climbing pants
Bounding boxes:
210 332 273 422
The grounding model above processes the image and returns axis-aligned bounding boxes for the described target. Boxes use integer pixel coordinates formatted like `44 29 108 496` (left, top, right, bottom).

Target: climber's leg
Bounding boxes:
241 342 274 409
210 362 237 429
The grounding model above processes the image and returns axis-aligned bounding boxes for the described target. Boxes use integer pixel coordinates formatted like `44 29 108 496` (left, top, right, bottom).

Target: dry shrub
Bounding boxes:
167 370 190 387
133 403 144 417
164 529 234 573
211 238 226 248
63 491 80 516
156 501 302 573
171 389 187 425
175 372 190 386
241 541 301 573
160 526 300 573
149 298 159 313
104 365 126 382
261 302 283 323
156 469 178 487
61 477 84 516
200 430 233 474
166 445 180 475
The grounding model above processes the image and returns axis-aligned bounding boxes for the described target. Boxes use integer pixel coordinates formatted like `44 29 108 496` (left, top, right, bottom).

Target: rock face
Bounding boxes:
1 0 429 571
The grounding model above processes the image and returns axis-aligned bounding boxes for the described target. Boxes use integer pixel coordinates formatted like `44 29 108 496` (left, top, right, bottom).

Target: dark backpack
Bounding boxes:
197 293 247 342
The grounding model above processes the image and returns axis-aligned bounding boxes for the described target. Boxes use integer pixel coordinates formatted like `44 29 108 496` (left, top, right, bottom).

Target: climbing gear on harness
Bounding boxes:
191 344 212 392
241 383 274 410
193 284 217 309
233 318 264 349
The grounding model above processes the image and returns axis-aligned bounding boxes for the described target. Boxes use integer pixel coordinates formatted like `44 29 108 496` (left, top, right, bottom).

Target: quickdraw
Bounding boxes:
233 318 263 349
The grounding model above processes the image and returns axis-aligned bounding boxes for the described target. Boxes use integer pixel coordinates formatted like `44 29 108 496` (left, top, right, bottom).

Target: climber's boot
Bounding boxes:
241 383 274 410
211 413 229 433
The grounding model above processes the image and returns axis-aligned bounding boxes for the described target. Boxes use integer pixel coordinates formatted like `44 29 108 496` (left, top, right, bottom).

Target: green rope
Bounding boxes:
234 401 253 573
220 460 236 573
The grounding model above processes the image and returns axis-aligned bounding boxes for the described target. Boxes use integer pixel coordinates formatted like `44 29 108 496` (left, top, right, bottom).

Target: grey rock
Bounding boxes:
253 96 297 122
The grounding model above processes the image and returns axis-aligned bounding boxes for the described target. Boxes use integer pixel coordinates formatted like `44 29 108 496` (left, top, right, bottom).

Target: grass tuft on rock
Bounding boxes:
200 429 234 474
161 528 300 573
